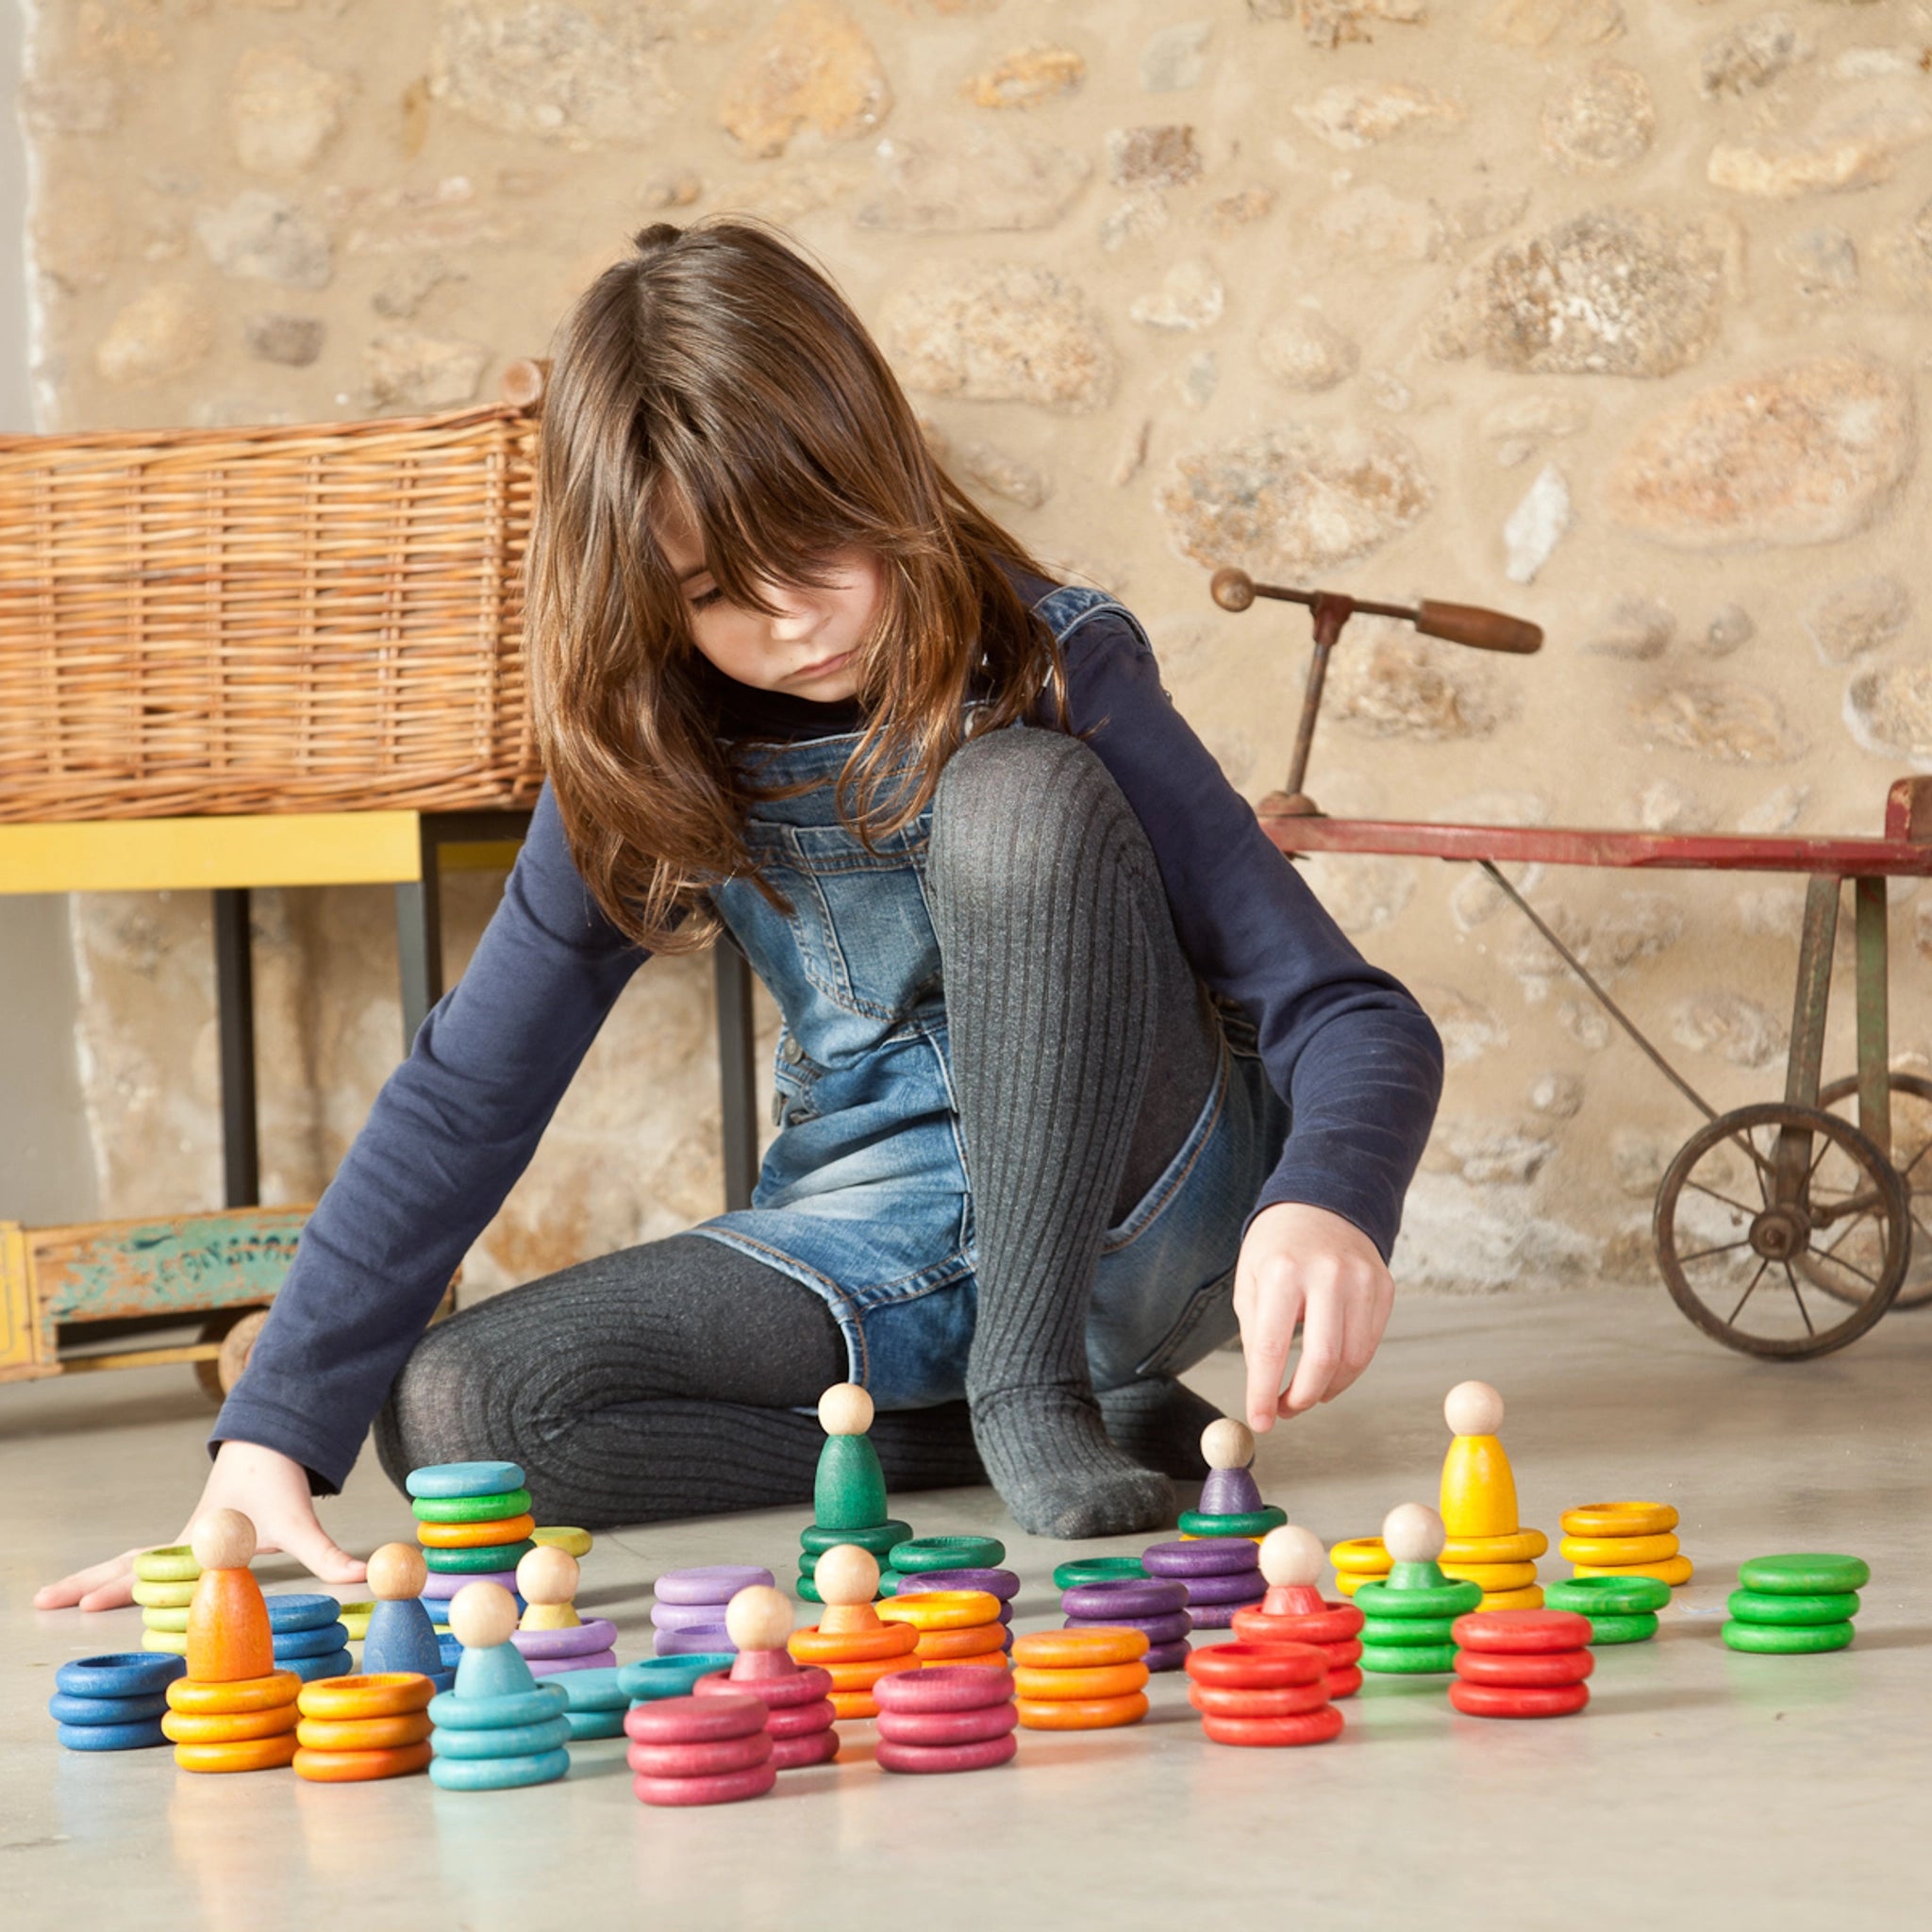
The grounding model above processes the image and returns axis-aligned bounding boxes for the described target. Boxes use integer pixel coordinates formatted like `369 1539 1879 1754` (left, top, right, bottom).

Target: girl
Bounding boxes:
40 218 1442 1613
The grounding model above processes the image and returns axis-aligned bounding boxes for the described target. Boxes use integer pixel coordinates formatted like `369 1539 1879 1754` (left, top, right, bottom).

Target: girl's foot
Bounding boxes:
968 1385 1174 1540
1097 1375 1224 1481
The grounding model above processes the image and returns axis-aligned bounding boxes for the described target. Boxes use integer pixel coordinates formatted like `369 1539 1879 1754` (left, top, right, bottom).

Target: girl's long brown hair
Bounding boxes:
525 216 1073 955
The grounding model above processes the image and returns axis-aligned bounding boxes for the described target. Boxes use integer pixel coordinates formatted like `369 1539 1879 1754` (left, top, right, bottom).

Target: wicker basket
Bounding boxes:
0 396 543 824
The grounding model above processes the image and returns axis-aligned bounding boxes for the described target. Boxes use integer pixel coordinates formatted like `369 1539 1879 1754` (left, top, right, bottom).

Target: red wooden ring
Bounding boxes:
1455 1647 1595 1688
1184 1641 1327 1689
1188 1678 1334 1718
694 1665 833 1709
771 1728 841 1770
626 1729 774 1778
875 1732 1018 1775
1200 1705 1345 1748
763 1698 837 1740
624 1691 764 1744
1448 1679 1591 1719
1231 1602 1363 1646
875 1701 1020 1749
873 1664 1016 1715
633 1760 778 1807
1451 1609 1593 1655
1326 1664 1364 1699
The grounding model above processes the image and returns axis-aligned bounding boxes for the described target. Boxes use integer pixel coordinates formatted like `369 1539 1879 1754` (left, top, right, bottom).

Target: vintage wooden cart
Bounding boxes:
1210 566 1932 1360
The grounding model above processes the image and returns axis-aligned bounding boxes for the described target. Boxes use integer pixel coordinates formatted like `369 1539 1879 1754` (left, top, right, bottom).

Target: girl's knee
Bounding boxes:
931 727 1136 891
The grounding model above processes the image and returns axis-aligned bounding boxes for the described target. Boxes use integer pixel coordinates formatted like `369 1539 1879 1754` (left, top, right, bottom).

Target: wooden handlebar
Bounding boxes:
1413 600 1542 655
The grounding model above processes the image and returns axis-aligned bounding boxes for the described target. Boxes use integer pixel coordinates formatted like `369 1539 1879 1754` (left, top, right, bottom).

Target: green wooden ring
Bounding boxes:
1723 1618 1855 1656
1736 1554 1870 1596
421 1541 536 1574
133 1546 200 1584
1546 1575 1672 1617
410 1488 532 1524
1360 1641 1458 1674
1053 1557 1149 1591
795 1575 823 1605
798 1519 913 1557
1582 1611 1659 1646
1727 1588 1861 1626
796 1551 896 1592
141 1607 192 1634
1176 1507 1287 1539
1354 1575 1483 1618
1359 1616 1458 1646
888 1535 1007 1574
141 1628 190 1656
130 1577 197 1609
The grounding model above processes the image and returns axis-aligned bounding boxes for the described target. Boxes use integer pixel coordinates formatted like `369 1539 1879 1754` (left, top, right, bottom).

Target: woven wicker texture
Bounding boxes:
0 401 541 823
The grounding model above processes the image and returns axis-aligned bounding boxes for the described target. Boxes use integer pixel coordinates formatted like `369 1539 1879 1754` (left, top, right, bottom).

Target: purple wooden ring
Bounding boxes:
1186 1600 1258 1630
654 1624 735 1657
651 1565 774 1607
1060 1577 1189 1620
511 1617 618 1659
876 1731 1018 1775
1143 1640 1193 1673
1064 1608 1193 1647
892 1568 1022 1603
651 1599 744 1633
419 1569 518 1601
1181 1570 1268 1607
872 1664 1016 1715
1142 1538 1262 1579
876 1701 1019 1748
528 1647 618 1676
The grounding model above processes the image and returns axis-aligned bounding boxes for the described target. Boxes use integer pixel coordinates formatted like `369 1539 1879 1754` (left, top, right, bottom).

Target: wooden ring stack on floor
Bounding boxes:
292 1673 434 1781
1559 1501 1693 1591
1143 1536 1266 1631
1543 1573 1671 1645
625 1690 776 1807
650 1564 775 1657
874 1661 1019 1774
133 1546 201 1657
48 1652 185 1752
1185 1641 1343 1747
787 1546 921 1717
878 1588 1010 1667
1723 1554 1869 1655
1230 1526 1368 1696
1058 1574 1192 1673
691 1586 839 1770
1448 1608 1595 1718
1355 1505 1483 1674
1011 1626 1151 1730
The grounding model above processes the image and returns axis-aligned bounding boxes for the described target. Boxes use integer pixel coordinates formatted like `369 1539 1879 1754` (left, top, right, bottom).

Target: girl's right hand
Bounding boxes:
31 1439 368 1614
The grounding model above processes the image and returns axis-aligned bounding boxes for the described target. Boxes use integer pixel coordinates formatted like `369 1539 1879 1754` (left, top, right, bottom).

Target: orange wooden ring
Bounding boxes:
162 1703 298 1745
292 1740 433 1784
926 1650 1010 1672
173 1732 302 1774
824 1653 923 1692
790 1624 919 1665
295 1674 435 1721
167 1670 301 1716
877 1591 1002 1632
828 1689 884 1720
915 1624 1008 1660
294 1711 433 1752
1012 1627 1148 1669
415 1513 537 1550
1012 1661 1151 1702
1015 1691 1149 1732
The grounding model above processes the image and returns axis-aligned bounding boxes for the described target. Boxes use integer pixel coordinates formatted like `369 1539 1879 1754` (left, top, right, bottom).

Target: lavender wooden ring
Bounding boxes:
527 1648 618 1677
892 1568 1022 1602
1142 1538 1262 1579
511 1617 619 1659
872 1663 1017 1714
650 1599 743 1632
1180 1570 1268 1607
1063 1609 1193 1647
653 1625 734 1657
651 1565 774 1606
1060 1577 1189 1620
1143 1640 1193 1673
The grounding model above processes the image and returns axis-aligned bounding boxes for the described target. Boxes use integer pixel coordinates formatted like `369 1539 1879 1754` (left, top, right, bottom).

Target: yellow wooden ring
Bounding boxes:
877 1591 1002 1632
1016 1691 1148 1732
415 1512 537 1550
1011 1627 1149 1669
142 1629 190 1657
131 1576 197 1609
1335 1572 1366 1596
1475 1586 1545 1611
167 1670 302 1715
142 1607 192 1634
1328 1538 1391 1574
1012 1661 1150 1702
1440 1560 1540 1591
916 1623 1008 1660
531 1526 593 1558
1574 1554 1692 1587
789 1624 919 1665
337 1604 373 1641
294 1710 433 1752
162 1703 299 1744
1441 1529 1548 1565
296 1673 435 1721
174 1733 301 1774
1559 1532 1680 1567
1561 1501 1677 1539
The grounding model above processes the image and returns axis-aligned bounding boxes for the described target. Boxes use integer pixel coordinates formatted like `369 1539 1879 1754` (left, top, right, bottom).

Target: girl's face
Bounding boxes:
656 500 879 704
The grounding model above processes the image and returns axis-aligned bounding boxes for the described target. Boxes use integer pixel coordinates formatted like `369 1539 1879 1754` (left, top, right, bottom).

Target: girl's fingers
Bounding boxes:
271 1515 367 1587
1242 1274 1304 1432
1322 1281 1379 1403
1281 1274 1342 1416
35 1551 140 1613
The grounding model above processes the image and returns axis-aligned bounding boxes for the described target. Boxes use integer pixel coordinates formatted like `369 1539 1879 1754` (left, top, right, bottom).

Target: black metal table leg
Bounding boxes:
714 940 758 1211
212 887 259 1208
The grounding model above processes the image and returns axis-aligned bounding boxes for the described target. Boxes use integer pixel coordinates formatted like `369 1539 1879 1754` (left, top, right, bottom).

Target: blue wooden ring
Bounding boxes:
427 1745 570 1790
430 1713 573 1760
564 1707 627 1740
55 1653 187 1699
57 1717 169 1751
428 1682 569 1731
273 1622 352 1659
48 1689 171 1725
618 1655 736 1702
405 1460 526 1500
554 1666 629 1713
279 1647 356 1683
264 1593 346 1633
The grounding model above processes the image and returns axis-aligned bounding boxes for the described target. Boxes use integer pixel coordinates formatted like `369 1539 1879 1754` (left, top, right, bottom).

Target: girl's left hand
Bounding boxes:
1232 1200 1394 1432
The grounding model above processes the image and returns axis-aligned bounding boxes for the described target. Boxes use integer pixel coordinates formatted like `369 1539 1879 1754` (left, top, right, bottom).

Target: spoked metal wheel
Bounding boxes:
1655 1102 1908 1358
1807 1073 1932 1309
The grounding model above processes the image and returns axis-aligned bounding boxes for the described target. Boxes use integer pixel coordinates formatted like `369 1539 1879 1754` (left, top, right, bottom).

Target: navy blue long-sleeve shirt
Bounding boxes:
214 578 1444 1490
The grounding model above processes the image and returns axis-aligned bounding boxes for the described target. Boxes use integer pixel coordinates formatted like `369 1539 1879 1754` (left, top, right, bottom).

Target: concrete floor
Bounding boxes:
7 1284 1924 1931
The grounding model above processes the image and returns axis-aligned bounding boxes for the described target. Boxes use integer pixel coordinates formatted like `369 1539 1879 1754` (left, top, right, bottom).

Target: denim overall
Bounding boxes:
688 585 1292 1407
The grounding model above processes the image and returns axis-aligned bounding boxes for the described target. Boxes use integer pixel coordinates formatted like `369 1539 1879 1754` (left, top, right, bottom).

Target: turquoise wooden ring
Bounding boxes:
430 1713 573 1760
554 1667 629 1713
618 1656 735 1702
56 1653 186 1699
427 1745 569 1790
428 1682 569 1730
564 1707 628 1740
405 1460 525 1500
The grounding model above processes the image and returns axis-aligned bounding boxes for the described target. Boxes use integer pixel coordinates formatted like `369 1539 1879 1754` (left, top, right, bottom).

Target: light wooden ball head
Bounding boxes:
1445 1380 1504 1436
516 1545 579 1607
1383 1502 1447 1565
814 1544 880 1608
367 1542 427 1601
1258 1524 1325 1590
448 1581 521 1650
817 1383 874 1437
191 1508 258 1571
1201 1417 1256 1472
725 1585 794 1654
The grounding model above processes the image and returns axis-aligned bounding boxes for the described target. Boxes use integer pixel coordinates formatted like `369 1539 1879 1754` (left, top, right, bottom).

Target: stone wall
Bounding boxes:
20 0 1932 1298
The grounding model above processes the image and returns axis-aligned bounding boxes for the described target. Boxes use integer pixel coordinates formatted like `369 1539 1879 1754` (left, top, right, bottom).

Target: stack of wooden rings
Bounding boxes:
891 1565 1021 1648
1328 1537 1391 1597
878 1589 1010 1669
163 1666 302 1774
1142 1537 1265 1629
1058 1574 1192 1672
510 1547 618 1677
1723 1553 1868 1655
1052 1556 1145 1591
48 1652 184 1752
1544 1573 1671 1644
1012 1627 1151 1731
552 1665 631 1741
787 1546 921 1718
133 1545 200 1656
1559 1501 1693 1591
884 1534 1007 1600
691 1585 839 1770
264 1593 353 1684
650 1565 774 1657
798 1520 912 1605
1437 1528 1549 1612
428 1584 571 1791
625 1690 776 1807
1176 1502 1288 1541
292 1673 434 1781
409 1462 539 1610
1231 1527 1367 1697
1185 1641 1342 1748
1448 1608 1594 1718
1355 1506 1484 1676
874 1662 1019 1774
